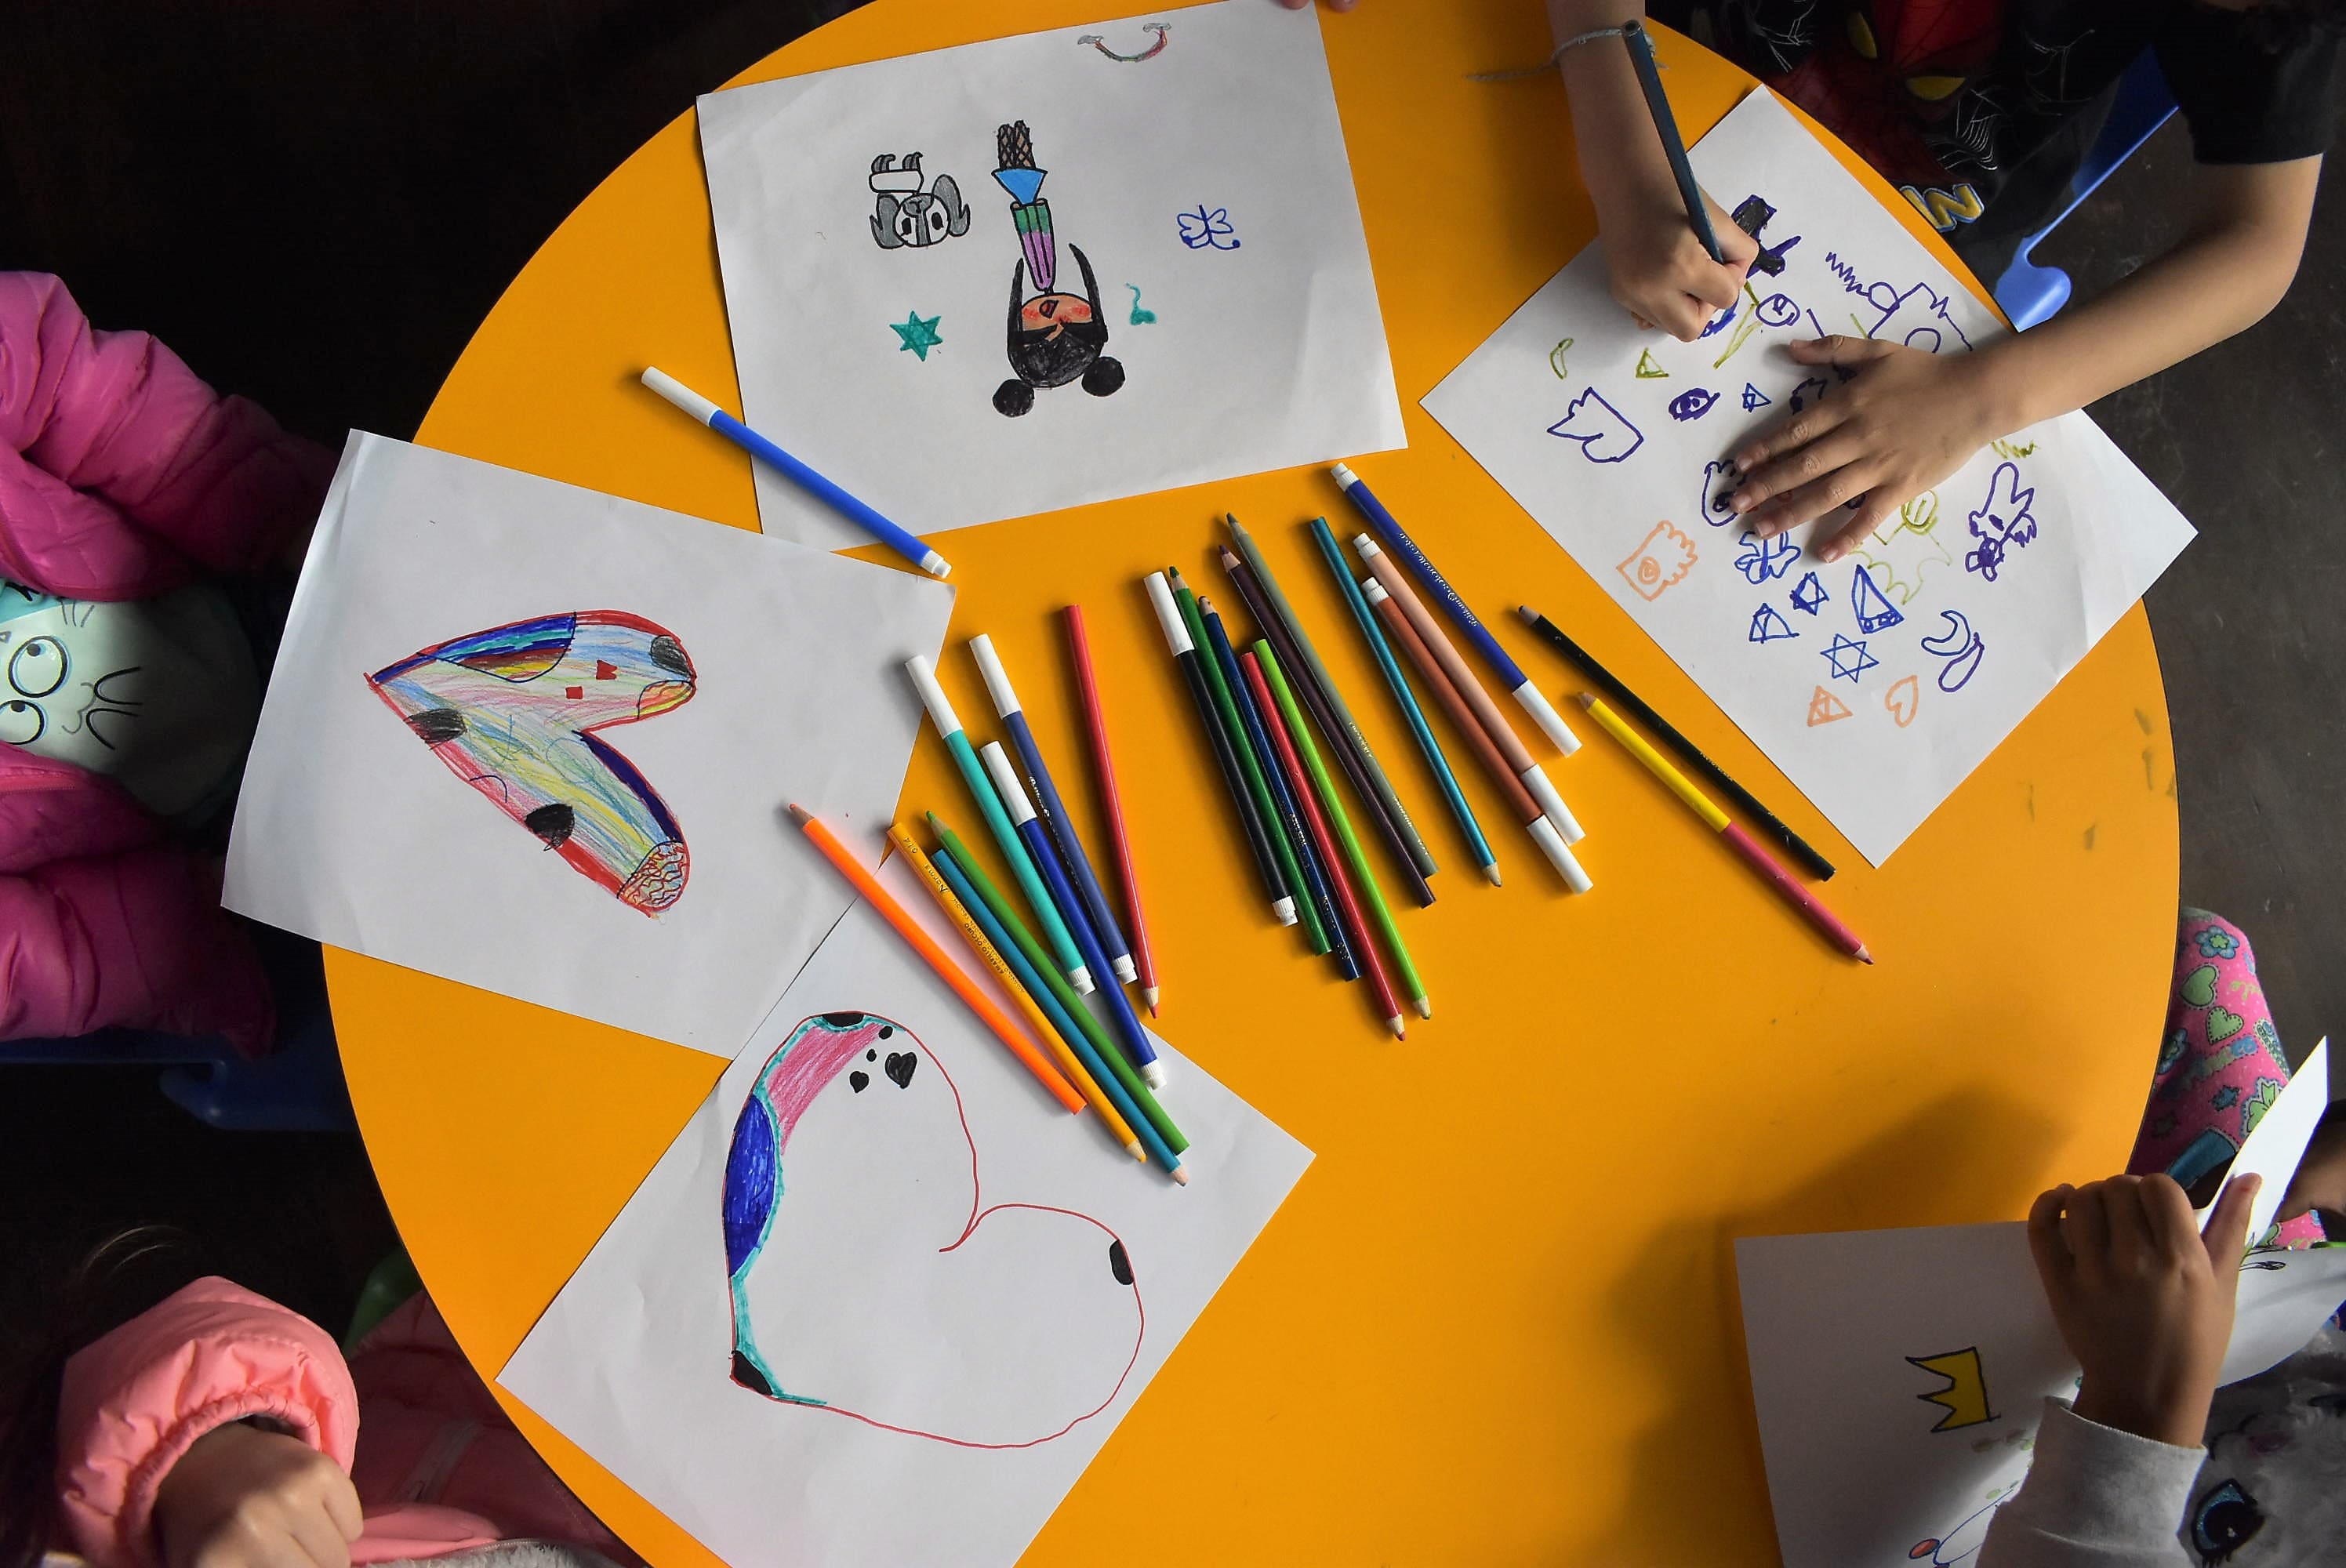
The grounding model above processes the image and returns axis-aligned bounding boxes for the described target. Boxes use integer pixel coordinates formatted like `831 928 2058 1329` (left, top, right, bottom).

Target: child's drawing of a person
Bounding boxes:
990 121 1124 418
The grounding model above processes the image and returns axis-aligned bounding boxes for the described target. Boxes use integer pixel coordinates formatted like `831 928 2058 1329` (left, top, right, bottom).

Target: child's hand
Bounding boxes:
1720 336 2010 563
1596 187 1758 341
2026 1171 2261 1448
154 1421 363 1568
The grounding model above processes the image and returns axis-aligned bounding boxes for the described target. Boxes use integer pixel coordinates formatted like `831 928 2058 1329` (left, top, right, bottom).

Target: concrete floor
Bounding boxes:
0 2 2337 1341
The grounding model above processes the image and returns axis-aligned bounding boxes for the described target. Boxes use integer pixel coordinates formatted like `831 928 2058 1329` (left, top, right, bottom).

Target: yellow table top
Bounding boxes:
326 2 2180 1561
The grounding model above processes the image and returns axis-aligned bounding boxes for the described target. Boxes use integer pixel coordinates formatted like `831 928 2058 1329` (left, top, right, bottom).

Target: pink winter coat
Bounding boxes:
56 1277 636 1567
0 271 333 1054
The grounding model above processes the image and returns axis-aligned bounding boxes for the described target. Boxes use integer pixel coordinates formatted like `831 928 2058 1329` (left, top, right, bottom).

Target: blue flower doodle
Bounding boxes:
1175 205 1240 251
2194 927 2239 960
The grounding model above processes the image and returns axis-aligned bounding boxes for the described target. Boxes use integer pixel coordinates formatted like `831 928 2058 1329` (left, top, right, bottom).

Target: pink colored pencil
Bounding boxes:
1062 605 1161 1015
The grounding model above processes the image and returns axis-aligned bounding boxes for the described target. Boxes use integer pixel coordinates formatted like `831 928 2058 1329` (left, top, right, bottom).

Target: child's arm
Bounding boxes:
1549 0 1759 339
1721 156 2323 562
1977 1172 2261 1566
56 1278 361 1568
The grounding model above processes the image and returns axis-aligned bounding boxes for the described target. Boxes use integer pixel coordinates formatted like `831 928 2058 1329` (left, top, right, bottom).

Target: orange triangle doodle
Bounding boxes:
1634 348 1669 379
1807 685 1853 727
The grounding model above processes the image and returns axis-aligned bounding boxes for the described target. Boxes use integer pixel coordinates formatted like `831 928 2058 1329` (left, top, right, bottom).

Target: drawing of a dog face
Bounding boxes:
867 153 970 250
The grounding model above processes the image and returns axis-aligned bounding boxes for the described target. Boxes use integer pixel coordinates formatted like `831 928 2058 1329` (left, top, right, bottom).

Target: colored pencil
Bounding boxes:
1578 695 1868 958
1366 580 1592 893
1517 606 1838 880
640 368 949 579
787 805 1083 1112
1169 571 1327 953
968 633 1137 984
1144 572 1298 927
903 654 1095 993
1329 465 1581 758
981 743 1171 1089
1352 535 1586 845
1308 517 1500 885
1619 21 1727 265
929 815 1192 1160
1200 598 1356 980
1245 647 1414 1036
1224 514 1438 881
1211 552 1439 910
1063 606 1163 1014
889 825 1142 1161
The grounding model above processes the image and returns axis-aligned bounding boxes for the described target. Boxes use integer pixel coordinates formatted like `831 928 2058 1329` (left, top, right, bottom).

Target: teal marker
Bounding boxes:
904 654 1093 993
1307 517 1500 884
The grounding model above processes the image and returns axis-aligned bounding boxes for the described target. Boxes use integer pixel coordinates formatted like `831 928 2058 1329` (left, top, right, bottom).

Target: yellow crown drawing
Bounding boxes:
1908 1347 1997 1432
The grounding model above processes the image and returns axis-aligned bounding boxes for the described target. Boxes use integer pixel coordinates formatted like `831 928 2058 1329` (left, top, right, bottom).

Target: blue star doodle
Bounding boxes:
1749 603 1797 644
1734 528 1800 584
890 310 944 360
1175 205 1240 250
1820 632 1878 684
1789 570 1828 615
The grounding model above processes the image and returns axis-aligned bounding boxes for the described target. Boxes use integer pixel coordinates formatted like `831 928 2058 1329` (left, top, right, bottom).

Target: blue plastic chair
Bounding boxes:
0 926 354 1132
1993 49 2177 329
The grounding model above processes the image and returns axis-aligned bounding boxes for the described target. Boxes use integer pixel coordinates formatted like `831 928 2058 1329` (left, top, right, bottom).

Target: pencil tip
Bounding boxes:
1577 691 1598 710
1127 1142 1147 1161
1171 1165 1192 1186
1388 1017 1407 1038
1219 546 1240 566
1517 604 1538 624
786 803 812 824
1168 566 1188 587
1415 998 1434 1019
1484 863 1504 885
1858 947 1875 964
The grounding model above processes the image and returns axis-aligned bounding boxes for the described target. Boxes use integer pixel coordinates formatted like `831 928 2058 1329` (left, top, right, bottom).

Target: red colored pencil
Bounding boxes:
1240 648 1407 1038
1062 605 1161 1015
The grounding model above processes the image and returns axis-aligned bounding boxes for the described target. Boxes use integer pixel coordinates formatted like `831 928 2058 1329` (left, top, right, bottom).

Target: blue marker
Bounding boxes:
641 367 950 579
980 742 1167 1090
968 635 1136 985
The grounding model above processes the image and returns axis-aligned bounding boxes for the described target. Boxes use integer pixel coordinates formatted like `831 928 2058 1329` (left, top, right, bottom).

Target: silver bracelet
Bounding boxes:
1469 24 1629 83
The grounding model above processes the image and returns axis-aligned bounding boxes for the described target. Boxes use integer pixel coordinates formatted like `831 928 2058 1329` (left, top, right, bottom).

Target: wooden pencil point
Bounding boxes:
1484 863 1504 886
1171 1165 1192 1186
1415 997 1433 1019
1387 1016 1407 1038
786 802 812 823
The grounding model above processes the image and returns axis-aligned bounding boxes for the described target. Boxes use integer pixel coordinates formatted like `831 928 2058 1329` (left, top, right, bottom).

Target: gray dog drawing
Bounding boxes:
869 154 970 249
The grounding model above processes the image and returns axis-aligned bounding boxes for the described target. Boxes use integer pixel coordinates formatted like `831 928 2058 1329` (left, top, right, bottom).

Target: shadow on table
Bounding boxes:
1591 1086 2065 1565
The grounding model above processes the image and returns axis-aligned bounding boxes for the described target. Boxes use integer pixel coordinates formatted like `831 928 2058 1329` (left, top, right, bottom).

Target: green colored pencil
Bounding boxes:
1169 570 1330 956
928 814 1190 1156
1255 642 1431 1019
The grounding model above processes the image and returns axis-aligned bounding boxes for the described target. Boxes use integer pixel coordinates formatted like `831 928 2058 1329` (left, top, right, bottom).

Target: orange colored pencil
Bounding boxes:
1240 648 1407 1039
789 805 1084 1113
1063 604 1160 1015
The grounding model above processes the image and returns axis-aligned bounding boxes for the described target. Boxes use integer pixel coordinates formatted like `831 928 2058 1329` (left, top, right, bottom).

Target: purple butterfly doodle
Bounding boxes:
1735 527 1800 583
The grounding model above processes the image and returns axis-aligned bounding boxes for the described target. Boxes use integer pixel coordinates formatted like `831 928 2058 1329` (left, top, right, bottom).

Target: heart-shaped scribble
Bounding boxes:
2181 964 2217 1008
368 612 695 913
848 1071 870 1094
884 1050 917 1088
2204 1005 2246 1045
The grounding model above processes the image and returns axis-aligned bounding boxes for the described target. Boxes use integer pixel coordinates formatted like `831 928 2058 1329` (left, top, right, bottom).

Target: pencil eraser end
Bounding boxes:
1069 967 1095 995
902 654 961 735
1528 816 1593 892
1112 956 1138 984
919 551 951 579
1272 896 1299 926
638 367 721 425
1142 1062 1169 1090
1331 462 1358 488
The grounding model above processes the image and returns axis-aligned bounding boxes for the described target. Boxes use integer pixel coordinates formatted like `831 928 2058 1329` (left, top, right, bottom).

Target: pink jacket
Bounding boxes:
56 1277 635 1567
0 272 333 1054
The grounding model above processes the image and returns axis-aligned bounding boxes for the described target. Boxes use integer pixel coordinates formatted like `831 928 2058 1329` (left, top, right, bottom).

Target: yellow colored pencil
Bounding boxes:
888 824 1142 1160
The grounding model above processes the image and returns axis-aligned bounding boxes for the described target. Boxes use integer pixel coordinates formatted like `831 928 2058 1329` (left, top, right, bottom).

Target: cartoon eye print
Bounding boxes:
2190 1479 2263 1564
0 699 45 746
9 637 67 698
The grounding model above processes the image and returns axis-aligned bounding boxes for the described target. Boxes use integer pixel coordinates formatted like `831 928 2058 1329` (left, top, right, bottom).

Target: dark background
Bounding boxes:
1 1 2339 1341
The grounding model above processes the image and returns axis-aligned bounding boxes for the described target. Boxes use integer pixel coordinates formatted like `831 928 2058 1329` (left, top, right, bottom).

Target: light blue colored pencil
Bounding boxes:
1306 516 1500 884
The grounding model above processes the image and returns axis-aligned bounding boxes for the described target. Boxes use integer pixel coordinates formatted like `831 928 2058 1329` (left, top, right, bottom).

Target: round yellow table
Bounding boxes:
326 2 2179 1561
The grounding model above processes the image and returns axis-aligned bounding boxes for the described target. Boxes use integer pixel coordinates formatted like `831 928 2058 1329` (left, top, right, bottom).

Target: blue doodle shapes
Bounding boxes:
1820 632 1878 684
1789 376 1832 412
1698 302 1738 339
1176 205 1240 250
1789 570 1828 615
1548 387 1646 464
1755 293 1802 328
1850 563 1905 633
1963 462 2039 582
1734 527 1800 584
1741 382 1772 412
1699 458 1740 527
1669 387 1720 422
1126 284 1156 325
1821 252 1977 354
1749 603 1798 644
1922 609 1986 691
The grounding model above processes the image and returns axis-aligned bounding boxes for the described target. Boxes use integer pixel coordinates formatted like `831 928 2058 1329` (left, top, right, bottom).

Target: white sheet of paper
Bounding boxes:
1738 1222 2346 1568
698 0 1404 549
2194 1038 2333 1240
499 854 1313 1568
224 434 953 1054
1422 89 2195 866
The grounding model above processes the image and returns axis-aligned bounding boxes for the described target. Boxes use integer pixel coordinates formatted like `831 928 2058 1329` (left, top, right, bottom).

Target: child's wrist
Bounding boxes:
2074 1374 2214 1449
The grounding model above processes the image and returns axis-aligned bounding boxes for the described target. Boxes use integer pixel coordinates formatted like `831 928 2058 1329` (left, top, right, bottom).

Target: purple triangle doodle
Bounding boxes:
1749 603 1798 644
1850 563 1904 633
1741 383 1772 412
1789 570 1827 615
